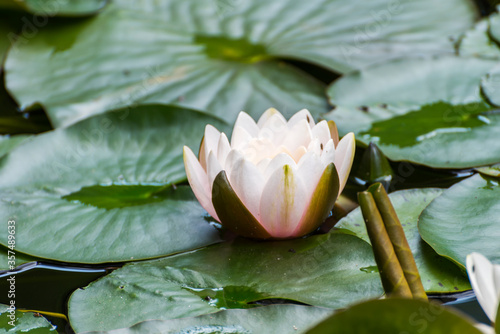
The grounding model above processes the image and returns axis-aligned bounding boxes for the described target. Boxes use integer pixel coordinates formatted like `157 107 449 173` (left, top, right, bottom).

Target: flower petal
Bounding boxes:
288 109 315 129
259 164 307 238
212 171 271 239
297 151 326 199
257 107 280 128
183 146 219 221
224 149 244 174
217 132 231 167
320 139 335 166
234 111 260 137
466 253 499 322
200 125 221 171
263 153 296 182
207 151 223 189
258 112 287 144
334 132 356 196
328 120 340 147
231 125 253 149
311 120 331 148
282 119 312 152
292 163 340 237
229 157 265 221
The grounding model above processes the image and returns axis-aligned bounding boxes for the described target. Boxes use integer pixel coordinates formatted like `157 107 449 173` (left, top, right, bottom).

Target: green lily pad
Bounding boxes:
325 56 500 168
0 304 56 333
0 104 228 263
0 0 107 15
337 188 471 293
5 0 477 127
459 17 500 59
419 174 500 267
68 233 383 332
0 135 31 158
475 163 500 177
86 305 332 334
306 298 482 334
0 245 38 271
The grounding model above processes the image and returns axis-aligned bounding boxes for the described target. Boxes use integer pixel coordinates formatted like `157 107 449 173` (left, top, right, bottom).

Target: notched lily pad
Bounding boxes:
0 104 228 263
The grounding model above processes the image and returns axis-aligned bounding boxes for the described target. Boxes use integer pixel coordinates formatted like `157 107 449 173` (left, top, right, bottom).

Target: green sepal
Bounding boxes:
355 142 393 188
212 170 272 239
358 191 412 298
367 183 427 301
293 163 340 237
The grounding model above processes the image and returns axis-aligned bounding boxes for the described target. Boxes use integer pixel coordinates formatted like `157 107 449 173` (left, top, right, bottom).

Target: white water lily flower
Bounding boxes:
466 252 500 323
183 108 355 239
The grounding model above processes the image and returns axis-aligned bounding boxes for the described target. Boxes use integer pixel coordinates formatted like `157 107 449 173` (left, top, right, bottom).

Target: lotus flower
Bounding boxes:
466 253 500 323
183 108 355 239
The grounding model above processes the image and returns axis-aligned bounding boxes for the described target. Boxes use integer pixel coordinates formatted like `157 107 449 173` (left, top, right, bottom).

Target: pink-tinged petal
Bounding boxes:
244 137 275 164
467 253 500 322
263 153 296 182
328 120 340 147
291 163 340 238
258 113 287 144
297 151 325 198
311 120 331 148
230 125 253 149
282 119 312 151
201 125 221 171
207 151 223 189
183 146 219 221
291 146 307 162
229 157 265 221
217 132 231 167
307 138 322 156
256 158 271 174
320 139 335 166
259 164 307 238
223 149 244 174
198 135 207 171
212 171 272 239
288 109 315 129
234 111 260 137
257 107 280 128
334 132 355 195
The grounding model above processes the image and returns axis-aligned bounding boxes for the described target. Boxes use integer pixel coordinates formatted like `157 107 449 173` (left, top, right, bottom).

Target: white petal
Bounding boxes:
183 146 219 221
229 158 265 221
223 149 244 176
320 139 335 166
263 153 296 182
291 146 308 162
259 164 307 238
243 138 275 164
257 107 280 128
258 113 287 143
231 125 253 149
307 138 322 156
297 151 325 199
207 151 223 190
202 125 221 170
334 132 355 196
282 119 312 152
256 158 271 174
467 253 500 322
234 111 260 137
311 120 331 148
217 133 231 167
288 109 315 129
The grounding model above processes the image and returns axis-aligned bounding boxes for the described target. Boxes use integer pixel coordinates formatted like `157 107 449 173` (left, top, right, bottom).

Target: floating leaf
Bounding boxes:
0 105 228 263
5 0 477 126
0 0 108 16
86 305 332 334
68 233 383 332
337 188 471 293
306 298 482 334
459 17 500 59
326 56 500 168
0 304 56 333
419 174 500 267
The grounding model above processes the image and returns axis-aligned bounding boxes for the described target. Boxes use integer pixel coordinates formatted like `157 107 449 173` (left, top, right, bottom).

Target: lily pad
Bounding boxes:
5 0 477 127
0 0 107 16
68 233 383 332
0 104 228 263
337 188 471 293
0 135 31 158
475 163 500 177
306 298 482 334
0 304 56 333
0 245 38 271
325 56 500 168
459 17 500 59
86 305 332 334
419 174 500 268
